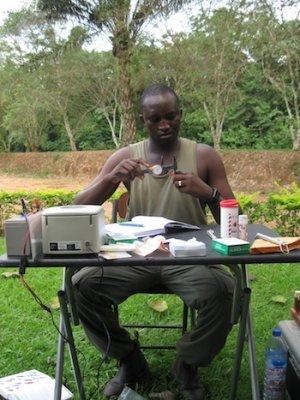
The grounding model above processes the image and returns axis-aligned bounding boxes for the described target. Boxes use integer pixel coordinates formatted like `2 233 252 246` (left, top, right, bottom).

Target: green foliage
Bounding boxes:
0 1 299 151
0 190 77 235
1 184 299 236
265 183 300 236
236 183 300 236
222 62 293 150
0 188 126 234
236 191 265 222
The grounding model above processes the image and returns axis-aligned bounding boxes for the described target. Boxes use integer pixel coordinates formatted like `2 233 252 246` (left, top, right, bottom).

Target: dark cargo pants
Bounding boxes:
72 263 234 366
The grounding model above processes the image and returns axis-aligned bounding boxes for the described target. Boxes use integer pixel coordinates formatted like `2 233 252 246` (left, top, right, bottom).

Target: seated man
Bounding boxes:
291 307 300 327
72 83 236 399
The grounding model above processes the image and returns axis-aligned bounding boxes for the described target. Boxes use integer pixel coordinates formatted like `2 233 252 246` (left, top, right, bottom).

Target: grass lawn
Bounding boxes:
0 237 298 399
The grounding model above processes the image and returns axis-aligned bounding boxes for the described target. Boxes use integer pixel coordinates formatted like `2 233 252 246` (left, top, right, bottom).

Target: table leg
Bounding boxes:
230 287 251 400
57 289 86 400
245 265 261 400
247 309 261 400
54 312 64 400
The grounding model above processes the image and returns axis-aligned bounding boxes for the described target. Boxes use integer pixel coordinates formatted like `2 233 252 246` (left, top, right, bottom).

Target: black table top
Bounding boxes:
1 224 300 268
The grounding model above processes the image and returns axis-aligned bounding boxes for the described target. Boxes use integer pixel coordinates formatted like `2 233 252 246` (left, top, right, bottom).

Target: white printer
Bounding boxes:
42 205 105 255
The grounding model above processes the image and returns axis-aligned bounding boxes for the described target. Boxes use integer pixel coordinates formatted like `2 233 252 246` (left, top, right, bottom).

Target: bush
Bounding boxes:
236 183 300 236
265 183 300 236
0 185 299 236
0 188 125 235
0 190 76 235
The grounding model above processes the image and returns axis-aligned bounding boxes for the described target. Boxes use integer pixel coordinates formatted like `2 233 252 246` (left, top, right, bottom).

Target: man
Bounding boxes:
73 83 236 399
291 308 300 327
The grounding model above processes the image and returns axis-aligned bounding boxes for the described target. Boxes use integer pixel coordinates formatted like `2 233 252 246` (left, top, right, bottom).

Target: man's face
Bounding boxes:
141 92 181 147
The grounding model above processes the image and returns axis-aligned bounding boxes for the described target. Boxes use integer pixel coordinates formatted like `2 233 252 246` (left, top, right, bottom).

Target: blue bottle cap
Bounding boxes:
272 327 281 337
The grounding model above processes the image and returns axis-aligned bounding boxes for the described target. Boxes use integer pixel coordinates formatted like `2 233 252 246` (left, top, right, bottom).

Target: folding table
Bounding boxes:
1 224 300 400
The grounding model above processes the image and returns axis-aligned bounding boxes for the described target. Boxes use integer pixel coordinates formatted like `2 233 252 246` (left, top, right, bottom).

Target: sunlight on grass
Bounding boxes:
0 237 298 399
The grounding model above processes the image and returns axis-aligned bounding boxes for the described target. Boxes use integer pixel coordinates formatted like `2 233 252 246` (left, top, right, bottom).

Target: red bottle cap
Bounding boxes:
220 199 239 208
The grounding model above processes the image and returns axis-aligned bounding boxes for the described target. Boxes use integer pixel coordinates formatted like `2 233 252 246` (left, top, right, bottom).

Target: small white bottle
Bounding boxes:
238 214 248 241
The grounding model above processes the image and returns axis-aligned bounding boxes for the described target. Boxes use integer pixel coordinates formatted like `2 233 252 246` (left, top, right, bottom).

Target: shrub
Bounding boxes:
0 185 299 236
265 183 300 236
0 188 125 235
236 183 300 236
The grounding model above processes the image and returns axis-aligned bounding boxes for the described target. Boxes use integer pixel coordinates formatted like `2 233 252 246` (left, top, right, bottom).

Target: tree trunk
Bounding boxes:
118 55 136 147
63 113 77 151
293 129 300 150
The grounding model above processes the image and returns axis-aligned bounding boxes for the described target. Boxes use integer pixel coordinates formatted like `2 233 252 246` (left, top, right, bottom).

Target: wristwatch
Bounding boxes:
207 187 221 204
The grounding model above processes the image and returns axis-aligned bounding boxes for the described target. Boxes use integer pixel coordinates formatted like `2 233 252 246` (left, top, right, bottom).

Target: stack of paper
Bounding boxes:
105 216 200 242
0 370 73 400
105 216 171 241
169 238 206 257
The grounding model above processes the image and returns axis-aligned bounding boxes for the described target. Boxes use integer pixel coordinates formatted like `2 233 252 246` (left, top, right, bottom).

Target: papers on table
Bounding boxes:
105 216 200 242
105 216 172 241
99 236 168 258
103 216 201 258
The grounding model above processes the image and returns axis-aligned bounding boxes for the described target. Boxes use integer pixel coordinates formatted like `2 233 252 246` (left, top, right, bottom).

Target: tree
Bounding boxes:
41 46 98 151
178 6 249 149
3 71 50 151
37 0 195 146
0 9 100 151
247 1 300 150
83 51 123 148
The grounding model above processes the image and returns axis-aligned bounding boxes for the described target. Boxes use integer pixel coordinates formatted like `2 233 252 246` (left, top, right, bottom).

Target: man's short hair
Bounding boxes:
140 83 180 110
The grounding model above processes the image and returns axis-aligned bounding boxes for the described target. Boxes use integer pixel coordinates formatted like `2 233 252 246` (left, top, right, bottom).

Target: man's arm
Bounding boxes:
172 144 236 223
199 145 237 223
74 147 144 205
291 308 300 327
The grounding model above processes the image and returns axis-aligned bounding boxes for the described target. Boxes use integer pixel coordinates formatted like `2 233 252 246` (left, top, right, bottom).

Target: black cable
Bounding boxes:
19 274 88 379
19 255 28 276
19 247 110 398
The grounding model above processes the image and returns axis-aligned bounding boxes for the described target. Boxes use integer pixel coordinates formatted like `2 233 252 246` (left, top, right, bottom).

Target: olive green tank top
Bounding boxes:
128 138 207 225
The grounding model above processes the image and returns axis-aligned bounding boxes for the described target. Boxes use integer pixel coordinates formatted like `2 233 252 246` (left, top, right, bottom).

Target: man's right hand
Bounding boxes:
110 158 145 183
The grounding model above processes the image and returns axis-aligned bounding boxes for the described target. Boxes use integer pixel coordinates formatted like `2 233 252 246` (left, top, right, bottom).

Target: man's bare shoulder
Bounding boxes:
196 143 219 158
106 146 130 163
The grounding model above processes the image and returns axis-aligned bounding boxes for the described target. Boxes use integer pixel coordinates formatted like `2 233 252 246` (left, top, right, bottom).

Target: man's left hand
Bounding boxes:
173 173 212 200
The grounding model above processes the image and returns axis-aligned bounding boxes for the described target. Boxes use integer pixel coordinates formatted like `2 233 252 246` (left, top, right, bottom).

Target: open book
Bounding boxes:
105 216 200 241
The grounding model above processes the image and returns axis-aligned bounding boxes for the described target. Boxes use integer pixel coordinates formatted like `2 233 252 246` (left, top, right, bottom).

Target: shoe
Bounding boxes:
104 346 150 398
172 357 208 400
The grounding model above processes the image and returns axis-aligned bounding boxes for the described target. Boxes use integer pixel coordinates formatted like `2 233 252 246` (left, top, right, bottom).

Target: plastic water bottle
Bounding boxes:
263 327 287 400
118 386 146 400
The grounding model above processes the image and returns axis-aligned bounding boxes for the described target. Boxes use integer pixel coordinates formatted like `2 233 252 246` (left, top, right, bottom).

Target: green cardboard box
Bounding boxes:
212 238 250 256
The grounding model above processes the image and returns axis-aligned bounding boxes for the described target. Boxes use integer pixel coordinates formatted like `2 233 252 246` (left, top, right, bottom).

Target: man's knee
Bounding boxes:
73 273 115 316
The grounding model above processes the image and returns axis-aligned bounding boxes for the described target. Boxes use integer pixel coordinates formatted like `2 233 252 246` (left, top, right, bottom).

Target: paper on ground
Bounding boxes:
0 369 73 400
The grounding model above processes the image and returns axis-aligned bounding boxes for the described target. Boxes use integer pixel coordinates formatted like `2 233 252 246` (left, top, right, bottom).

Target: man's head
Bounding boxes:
140 83 182 148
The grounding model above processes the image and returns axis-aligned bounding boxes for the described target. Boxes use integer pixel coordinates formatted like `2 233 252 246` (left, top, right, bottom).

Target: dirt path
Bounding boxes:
0 176 90 192
0 175 113 221
1 150 299 194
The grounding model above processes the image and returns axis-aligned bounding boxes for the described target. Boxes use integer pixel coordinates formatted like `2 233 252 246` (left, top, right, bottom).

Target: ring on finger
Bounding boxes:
178 180 182 187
